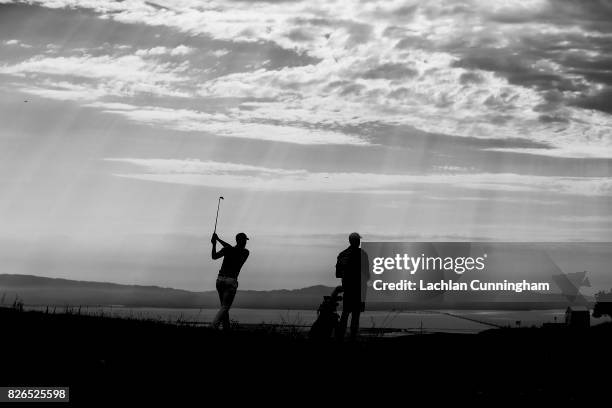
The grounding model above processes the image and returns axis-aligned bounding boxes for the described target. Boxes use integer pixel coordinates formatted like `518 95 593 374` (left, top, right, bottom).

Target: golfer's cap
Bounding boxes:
236 232 249 240
349 232 361 240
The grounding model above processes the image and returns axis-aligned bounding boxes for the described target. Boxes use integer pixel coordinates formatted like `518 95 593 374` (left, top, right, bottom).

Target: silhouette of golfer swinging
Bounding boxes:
211 232 250 330
210 197 250 330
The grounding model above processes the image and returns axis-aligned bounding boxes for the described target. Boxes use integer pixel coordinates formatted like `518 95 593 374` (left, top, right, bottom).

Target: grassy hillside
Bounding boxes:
1 305 611 404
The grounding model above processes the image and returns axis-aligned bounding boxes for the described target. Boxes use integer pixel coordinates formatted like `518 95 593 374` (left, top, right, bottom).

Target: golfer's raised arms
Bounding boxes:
211 233 232 260
211 233 223 259
216 235 231 249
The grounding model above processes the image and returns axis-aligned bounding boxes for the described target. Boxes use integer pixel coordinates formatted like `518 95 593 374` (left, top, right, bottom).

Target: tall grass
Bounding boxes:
368 310 402 336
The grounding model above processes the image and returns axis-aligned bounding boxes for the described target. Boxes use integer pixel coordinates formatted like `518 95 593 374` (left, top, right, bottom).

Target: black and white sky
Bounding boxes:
0 0 611 290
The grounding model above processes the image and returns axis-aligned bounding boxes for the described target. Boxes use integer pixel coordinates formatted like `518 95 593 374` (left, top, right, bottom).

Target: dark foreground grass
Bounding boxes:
1 306 611 404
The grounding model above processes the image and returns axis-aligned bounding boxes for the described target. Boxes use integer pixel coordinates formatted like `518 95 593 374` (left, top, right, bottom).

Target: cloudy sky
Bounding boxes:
1 0 611 290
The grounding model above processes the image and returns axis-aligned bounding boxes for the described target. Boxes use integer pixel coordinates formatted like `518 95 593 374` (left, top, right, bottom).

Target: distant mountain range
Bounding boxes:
0 274 333 309
0 274 581 310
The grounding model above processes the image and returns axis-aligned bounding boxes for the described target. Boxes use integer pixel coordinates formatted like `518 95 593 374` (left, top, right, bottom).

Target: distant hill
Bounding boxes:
0 274 333 309
0 274 580 310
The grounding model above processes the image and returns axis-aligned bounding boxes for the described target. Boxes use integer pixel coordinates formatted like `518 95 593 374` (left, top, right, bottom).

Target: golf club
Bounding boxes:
213 196 224 235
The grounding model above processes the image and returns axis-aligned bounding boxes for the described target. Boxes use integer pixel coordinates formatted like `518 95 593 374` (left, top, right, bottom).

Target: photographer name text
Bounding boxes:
372 279 550 293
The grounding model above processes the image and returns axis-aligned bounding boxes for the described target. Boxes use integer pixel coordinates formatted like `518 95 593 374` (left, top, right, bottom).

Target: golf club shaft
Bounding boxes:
213 197 222 234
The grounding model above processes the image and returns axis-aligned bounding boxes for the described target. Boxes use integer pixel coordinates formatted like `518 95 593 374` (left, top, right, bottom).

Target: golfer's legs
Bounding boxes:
220 286 236 330
212 279 237 330
217 283 224 303
212 281 225 329
336 310 350 339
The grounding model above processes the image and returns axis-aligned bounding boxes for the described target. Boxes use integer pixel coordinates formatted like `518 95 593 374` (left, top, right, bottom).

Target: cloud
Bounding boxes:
195 61 612 157
3 38 31 48
105 158 612 196
0 54 183 81
361 63 418 80
556 215 612 223
88 102 367 145
3 0 612 157
571 87 612 114
0 53 190 97
21 80 112 101
135 45 194 57
207 49 230 58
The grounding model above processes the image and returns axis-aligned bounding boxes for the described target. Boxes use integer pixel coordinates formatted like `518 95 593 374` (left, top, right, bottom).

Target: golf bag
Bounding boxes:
308 286 344 340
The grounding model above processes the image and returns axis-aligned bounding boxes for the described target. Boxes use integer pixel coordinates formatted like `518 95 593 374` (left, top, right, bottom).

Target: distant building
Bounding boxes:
565 306 590 329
